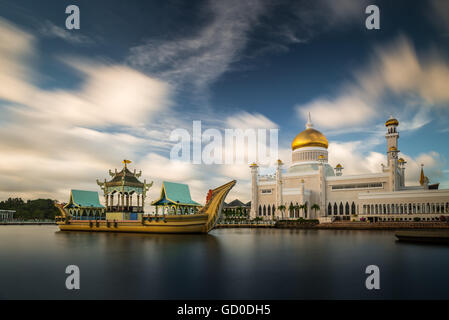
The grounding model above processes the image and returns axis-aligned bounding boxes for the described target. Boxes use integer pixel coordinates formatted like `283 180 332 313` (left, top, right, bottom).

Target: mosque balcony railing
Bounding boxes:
259 175 276 181
107 205 144 213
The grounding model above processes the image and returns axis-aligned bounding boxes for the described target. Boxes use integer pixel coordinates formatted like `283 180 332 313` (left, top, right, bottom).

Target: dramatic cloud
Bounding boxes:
0 19 175 205
226 112 278 129
296 36 449 130
0 18 278 207
39 20 93 45
127 0 267 90
297 94 376 130
327 141 446 187
0 18 35 104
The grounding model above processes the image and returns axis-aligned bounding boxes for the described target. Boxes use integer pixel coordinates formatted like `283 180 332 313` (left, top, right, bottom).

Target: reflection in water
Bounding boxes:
1 226 449 299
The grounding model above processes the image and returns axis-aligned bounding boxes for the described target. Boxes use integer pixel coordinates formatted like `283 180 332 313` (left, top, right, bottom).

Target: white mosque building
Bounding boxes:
250 115 449 222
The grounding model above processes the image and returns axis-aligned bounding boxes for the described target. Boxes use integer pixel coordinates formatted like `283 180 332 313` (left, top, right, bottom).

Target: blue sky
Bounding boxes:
1 0 449 205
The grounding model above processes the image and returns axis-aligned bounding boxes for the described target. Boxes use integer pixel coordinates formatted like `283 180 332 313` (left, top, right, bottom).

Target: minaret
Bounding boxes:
385 116 400 191
419 164 429 189
398 158 406 187
318 155 326 218
299 179 304 218
335 164 344 176
275 159 283 219
385 116 399 167
250 162 259 219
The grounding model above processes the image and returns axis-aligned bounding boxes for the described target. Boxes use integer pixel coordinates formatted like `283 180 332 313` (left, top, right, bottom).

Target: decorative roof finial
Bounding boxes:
306 112 313 129
122 159 132 168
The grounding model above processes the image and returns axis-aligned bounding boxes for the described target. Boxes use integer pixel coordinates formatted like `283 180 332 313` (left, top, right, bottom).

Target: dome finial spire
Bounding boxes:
306 112 313 129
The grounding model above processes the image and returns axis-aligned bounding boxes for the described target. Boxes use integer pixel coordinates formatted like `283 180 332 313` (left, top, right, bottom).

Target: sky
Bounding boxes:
1 0 449 210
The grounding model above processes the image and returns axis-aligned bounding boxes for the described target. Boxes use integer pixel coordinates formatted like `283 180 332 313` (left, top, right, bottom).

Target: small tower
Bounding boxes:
388 146 400 191
385 116 399 167
249 162 259 219
318 158 327 218
419 164 429 189
275 159 283 218
335 164 344 176
398 158 407 187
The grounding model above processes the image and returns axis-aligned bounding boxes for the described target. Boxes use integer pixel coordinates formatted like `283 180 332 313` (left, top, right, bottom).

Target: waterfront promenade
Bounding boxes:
276 220 449 230
216 223 274 228
219 220 449 230
0 220 56 225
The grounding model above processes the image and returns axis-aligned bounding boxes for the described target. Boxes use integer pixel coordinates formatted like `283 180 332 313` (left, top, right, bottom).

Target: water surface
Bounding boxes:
1 226 448 299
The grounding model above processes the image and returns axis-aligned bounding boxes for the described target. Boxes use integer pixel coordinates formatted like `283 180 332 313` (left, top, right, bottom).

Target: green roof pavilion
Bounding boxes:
152 181 201 215
64 190 105 220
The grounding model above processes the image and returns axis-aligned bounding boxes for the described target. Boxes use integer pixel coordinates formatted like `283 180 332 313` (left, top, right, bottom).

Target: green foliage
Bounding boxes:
0 198 58 220
296 218 319 224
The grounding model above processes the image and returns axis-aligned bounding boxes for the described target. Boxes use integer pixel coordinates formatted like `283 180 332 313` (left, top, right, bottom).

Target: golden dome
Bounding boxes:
389 146 397 151
336 164 343 168
398 158 405 163
385 117 399 127
292 128 328 150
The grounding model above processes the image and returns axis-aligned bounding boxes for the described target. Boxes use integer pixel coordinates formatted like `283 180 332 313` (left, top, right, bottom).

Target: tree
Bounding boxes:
0 198 59 220
299 204 305 218
311 204 320 217
277 205 286 220
289 203 294 218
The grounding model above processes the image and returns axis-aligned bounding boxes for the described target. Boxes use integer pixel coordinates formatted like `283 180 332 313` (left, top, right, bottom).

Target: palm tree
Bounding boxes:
289 203 294 219
299 204 305 218
278 205 286 220
294 205 301 218
311 204 320 217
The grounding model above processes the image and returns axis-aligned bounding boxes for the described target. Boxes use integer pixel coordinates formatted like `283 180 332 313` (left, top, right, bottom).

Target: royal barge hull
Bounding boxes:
56 180 235 234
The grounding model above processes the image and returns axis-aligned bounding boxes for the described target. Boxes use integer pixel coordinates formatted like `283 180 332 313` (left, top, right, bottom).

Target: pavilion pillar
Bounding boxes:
105 194 109 211
137 194 140 211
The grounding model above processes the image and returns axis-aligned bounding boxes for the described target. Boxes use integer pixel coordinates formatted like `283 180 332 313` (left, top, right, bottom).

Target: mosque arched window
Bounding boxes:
272 205 275 215
268 205 271 216
339 203 343 215
351 202 356 215
328 203 332 215
345 202 350 215
333 203 338 215
258 205 262 216
263 205 266 216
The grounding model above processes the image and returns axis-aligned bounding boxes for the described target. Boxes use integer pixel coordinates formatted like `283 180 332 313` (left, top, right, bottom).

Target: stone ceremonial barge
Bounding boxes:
55 161 236 234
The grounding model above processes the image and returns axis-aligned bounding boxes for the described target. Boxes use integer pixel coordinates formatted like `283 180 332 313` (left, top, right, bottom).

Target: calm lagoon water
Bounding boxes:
0 225 448 299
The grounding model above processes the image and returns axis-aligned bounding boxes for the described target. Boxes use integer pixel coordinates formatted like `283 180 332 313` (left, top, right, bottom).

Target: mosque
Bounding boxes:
250 115 449 222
